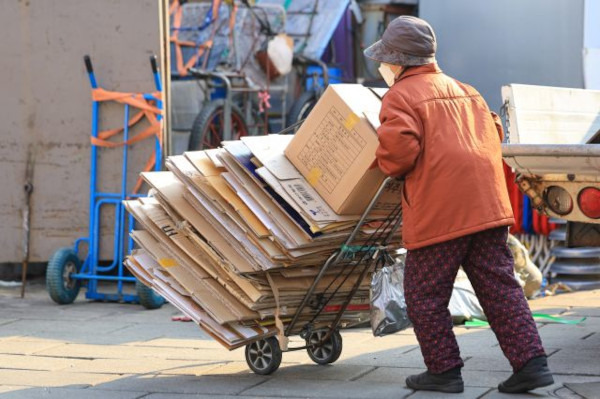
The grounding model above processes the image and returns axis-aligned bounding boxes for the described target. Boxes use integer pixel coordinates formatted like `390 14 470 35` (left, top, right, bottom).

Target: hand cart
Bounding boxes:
170 0 290 149
244 177 403 375
46 55 165 309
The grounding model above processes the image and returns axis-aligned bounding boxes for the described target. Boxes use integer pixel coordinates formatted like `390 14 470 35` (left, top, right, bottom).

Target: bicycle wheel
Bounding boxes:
189 100 249 150
287 90 318 128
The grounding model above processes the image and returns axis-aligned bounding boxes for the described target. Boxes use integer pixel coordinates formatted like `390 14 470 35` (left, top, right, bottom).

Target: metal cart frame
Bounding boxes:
45 55 164 307
244 177 403 374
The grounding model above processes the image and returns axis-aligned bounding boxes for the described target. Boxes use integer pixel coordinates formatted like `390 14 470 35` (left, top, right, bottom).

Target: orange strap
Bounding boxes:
169 0 224 76
90 88 162 194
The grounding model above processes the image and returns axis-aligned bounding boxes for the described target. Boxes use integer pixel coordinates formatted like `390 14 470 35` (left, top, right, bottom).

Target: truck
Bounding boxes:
501 84 600 290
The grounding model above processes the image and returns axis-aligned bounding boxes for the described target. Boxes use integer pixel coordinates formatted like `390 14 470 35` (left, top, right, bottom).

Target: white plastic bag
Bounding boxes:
256 34 293 80
449 269 485 323
370 262 411 336
267 34 293 76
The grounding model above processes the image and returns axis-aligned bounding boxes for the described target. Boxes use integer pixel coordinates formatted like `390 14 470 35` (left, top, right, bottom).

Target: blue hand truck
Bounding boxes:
46 55 165 309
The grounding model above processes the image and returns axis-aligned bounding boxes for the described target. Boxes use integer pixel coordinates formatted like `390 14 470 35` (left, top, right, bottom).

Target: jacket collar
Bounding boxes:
398 63 442 81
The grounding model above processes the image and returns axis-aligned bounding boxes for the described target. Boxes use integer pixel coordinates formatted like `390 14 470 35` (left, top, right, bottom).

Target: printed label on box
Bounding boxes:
296 106 367 194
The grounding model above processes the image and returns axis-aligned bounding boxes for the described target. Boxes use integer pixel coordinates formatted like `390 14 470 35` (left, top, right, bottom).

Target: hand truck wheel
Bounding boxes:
245 336 282 375
46 247 82 305
306 329 343 365
136 280 165 310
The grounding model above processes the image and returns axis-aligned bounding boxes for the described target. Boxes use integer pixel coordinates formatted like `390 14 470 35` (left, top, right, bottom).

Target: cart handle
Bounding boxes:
150 55 158 74
83 55 98 89
84 55 93 74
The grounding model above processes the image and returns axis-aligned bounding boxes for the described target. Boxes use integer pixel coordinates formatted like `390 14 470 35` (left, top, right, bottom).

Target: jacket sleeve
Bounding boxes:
375 91 423 177
490 111 505 142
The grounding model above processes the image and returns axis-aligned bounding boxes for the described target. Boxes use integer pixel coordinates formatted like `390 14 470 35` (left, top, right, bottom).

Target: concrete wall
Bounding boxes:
419 0 585 113
0 0 162 263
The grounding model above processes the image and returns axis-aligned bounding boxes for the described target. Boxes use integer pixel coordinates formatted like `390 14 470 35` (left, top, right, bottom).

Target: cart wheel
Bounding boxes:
245 336 282 375
306 329 343 365
189 100 249 150
287 90 317 128
46 247 81 305
136 280 165 310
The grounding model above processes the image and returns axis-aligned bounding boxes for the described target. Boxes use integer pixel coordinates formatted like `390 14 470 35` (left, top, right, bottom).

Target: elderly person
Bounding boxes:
364 16 553 394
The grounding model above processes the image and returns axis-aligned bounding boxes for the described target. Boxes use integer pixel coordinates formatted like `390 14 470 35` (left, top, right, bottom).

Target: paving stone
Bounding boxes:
91 374 267 395
145 394 306 399
0 319 126 339
462 370 511 388
35 343 230 361
0 354 92 371
0 340 64 356
554 374 600 385
243 378 413 398
564 381 600 399
267 363 376 381
549 349 600 375
454 329 504 356
538 324 597 348
463 356 513 372
480 375 600 399
527 291 600 308
0 369 122 388
70 358 203 374
168 361 373 380
125 337 221 350
353 366 424 383
0 385 30 393
1 278 598 398
0 386 145 399
407 387 491 398
354 366 513 390
337 345 427 368
339 334 420 358
156 361 234 376
563 306 600 318
106 322 205 341
480 384 579 399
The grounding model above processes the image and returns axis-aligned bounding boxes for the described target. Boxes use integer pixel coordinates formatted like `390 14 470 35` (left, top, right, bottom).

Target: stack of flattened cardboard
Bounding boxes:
125 85 402 350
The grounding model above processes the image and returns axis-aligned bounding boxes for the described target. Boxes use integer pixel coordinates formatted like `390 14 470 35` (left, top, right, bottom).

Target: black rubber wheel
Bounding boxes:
287 90 318 128
136 280 165 310
189 100 249 150
306 329 343 365
245 336 282 375
46 247 82 305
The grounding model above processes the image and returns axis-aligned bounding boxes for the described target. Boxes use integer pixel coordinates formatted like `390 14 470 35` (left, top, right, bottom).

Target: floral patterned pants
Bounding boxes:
404 227 546 373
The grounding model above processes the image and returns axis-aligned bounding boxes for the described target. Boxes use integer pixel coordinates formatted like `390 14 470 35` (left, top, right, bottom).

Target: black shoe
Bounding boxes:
406 367 464 393
498 356 554 393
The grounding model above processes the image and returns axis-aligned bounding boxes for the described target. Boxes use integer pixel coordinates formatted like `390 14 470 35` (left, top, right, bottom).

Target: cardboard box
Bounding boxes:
284 84 399 215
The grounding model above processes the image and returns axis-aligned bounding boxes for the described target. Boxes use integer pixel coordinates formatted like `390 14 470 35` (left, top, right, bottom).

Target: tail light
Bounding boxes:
544 186 573 215
578 187 600 219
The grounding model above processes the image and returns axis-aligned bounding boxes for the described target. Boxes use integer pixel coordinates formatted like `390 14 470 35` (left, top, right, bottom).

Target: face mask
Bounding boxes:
379 64 400 87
